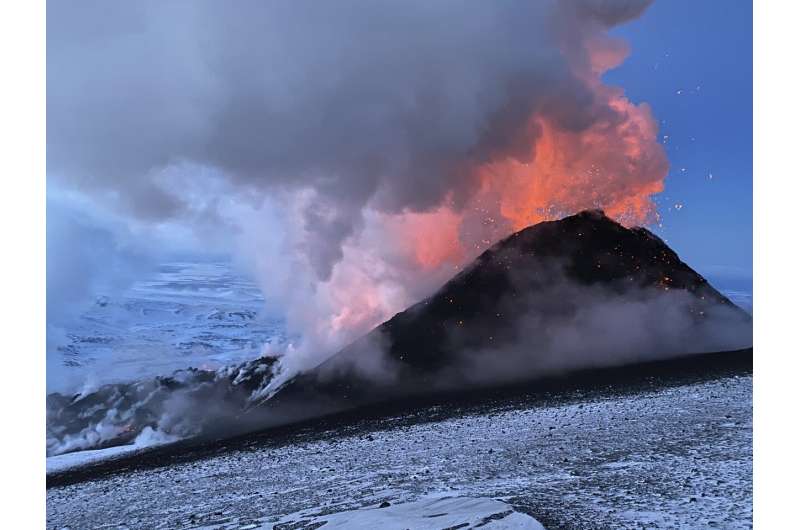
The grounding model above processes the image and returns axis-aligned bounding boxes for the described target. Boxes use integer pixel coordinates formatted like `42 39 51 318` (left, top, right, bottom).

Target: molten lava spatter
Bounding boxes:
398 36 669 271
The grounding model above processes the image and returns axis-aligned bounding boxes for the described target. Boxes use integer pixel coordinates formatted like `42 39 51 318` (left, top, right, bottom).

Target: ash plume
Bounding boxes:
48 1 668 384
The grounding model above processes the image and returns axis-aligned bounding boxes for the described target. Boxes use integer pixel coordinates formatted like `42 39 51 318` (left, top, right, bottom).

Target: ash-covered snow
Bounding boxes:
47 373 752 529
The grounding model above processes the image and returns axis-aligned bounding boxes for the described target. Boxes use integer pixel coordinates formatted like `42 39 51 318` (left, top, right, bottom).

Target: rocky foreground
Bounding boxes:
47 352 752 529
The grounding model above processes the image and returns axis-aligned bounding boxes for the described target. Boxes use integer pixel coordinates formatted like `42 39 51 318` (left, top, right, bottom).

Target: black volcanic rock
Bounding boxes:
377 209 742 368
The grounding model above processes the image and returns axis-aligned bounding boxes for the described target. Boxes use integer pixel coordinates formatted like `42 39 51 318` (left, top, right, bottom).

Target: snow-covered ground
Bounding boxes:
47 373 752 529
50 262 286 388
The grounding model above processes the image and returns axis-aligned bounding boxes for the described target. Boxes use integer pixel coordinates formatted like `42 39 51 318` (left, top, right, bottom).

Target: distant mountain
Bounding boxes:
47 210 752 456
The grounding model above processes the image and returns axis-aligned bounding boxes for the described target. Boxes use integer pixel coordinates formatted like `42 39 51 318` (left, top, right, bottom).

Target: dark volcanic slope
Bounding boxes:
378 208 742 368
263 210 751 411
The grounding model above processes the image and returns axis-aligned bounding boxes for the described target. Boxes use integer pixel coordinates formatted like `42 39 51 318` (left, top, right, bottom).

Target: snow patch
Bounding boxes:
47 426 178 474
267 496 545 529
46 444 140 474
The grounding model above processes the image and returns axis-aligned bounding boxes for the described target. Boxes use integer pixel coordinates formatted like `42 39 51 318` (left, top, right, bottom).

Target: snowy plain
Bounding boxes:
49 262 286 390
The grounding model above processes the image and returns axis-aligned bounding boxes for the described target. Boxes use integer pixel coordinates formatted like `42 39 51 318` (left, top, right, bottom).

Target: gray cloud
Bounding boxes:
48 0 654 280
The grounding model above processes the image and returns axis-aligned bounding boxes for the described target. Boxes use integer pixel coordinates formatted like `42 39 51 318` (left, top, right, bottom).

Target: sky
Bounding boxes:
608 0 753 288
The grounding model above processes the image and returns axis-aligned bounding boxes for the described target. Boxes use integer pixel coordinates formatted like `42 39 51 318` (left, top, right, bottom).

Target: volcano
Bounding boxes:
258 209 751 413
47 210 752 455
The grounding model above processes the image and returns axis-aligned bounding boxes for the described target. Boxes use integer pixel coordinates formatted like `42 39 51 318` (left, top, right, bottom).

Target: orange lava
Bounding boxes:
477 92 666 233
394 35 668 271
